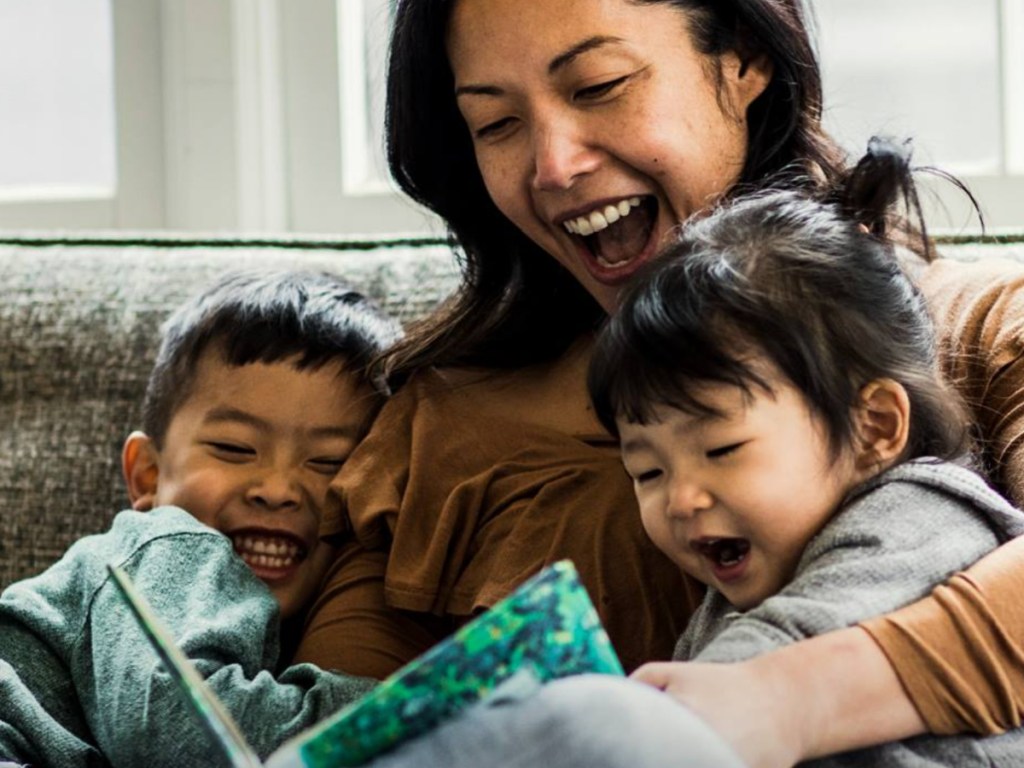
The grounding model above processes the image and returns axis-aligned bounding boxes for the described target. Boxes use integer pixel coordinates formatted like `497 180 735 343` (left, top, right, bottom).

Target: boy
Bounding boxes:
0 269 400 767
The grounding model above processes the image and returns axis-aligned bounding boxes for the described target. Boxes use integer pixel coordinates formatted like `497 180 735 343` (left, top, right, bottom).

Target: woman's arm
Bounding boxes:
861 535 1024 735
635 627 924 768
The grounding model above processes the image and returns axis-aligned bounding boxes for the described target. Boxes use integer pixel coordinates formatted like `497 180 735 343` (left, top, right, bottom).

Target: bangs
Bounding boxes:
589 295 771 435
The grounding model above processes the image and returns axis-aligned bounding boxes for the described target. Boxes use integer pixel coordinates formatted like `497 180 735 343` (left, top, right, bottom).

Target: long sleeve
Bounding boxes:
73 509 376 766
861 535 1024 735
857 257 1024 736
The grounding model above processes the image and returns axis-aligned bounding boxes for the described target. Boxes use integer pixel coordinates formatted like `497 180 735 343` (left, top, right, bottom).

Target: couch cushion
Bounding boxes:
0 236 459 587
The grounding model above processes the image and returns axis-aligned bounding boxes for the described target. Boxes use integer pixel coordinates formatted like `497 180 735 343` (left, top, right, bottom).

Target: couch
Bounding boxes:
0 232 460 588
2 231 1023 589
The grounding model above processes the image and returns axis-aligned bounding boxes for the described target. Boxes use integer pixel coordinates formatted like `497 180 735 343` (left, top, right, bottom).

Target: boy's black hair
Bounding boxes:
589 138 970 463
143 269 403 447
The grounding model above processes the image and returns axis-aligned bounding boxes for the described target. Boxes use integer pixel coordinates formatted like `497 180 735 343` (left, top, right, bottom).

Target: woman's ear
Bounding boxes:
852 379 911 472
720 49 772 120
122 431 160 511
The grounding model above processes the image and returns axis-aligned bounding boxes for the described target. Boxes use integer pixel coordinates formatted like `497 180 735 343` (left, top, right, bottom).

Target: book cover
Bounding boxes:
108 559 624 768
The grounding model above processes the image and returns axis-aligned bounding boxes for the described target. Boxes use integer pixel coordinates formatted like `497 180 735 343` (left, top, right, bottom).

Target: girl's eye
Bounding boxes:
574 75 628 101
706 442 744 459
633 468 663 484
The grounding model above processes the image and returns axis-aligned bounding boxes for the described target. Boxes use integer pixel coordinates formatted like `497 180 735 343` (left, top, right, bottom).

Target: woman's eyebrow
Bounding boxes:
548 35 625 74
454 35 626 98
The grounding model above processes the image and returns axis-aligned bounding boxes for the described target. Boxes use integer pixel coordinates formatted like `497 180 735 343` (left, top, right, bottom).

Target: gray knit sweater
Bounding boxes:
0 507 375 767
676 459 1024 766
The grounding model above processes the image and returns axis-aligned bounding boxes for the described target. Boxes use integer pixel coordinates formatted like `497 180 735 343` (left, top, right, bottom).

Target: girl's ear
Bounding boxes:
852 379 911 472
122 431 160 511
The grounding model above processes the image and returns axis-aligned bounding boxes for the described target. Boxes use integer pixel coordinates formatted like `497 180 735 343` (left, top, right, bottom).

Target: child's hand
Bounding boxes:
631 660 802 768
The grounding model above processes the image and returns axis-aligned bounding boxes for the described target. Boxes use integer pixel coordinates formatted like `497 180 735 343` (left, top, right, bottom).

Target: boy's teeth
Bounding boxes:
232 533 303 571
563 196 643 236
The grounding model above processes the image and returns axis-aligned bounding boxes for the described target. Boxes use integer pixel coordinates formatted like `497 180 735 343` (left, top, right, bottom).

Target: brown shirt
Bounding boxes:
295 339 699 676
863 256 1024 734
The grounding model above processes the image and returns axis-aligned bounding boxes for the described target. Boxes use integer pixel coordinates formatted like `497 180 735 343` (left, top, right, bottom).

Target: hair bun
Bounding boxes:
840 135 916 237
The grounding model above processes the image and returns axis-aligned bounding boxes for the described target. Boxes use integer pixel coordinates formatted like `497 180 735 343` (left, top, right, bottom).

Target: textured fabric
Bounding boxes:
676 460 1024 767
0 238 458 588
298 364 699 676
860 251 1024 736
0 506 376 767
917 255 1024 506
862 536 1024 736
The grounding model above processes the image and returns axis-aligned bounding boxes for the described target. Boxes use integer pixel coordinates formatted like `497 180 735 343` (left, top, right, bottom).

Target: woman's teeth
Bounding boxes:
563 197 643 236
232 534 303 570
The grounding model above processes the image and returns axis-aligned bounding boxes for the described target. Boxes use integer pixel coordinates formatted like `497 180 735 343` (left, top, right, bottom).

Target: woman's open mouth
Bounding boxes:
691 536 751 583
561 195 660 280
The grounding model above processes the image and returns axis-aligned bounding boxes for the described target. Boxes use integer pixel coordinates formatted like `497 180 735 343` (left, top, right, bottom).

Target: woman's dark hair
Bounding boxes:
380 0 846 384
588 138 970 464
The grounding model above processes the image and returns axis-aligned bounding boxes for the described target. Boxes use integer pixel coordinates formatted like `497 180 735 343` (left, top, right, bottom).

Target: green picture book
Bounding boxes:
108 559 624 768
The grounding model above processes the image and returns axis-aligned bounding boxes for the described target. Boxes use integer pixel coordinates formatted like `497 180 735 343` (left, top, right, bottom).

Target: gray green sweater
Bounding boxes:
676 459 1024 767
0 506 375 768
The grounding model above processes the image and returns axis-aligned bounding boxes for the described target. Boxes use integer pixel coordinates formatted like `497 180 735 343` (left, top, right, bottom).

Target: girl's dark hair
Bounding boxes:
380 0 846 384
143 269 402 448
588 138 970 464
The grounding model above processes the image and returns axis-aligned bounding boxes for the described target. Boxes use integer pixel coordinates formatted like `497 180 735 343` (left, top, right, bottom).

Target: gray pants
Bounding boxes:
369 673 744 768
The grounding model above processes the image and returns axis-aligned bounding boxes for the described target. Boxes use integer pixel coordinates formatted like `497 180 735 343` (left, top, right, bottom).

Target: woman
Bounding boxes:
295 0 1024 763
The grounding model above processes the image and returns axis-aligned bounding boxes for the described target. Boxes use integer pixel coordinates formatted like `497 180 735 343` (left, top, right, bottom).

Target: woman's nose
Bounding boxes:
666 477 714 519
246 467 302 511
530 114 600 191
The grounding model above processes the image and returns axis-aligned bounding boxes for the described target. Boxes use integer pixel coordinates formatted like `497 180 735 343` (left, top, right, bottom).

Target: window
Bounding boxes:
0 0 163 229
1 1 1017 234
814 0 1023 230
0 0 116 199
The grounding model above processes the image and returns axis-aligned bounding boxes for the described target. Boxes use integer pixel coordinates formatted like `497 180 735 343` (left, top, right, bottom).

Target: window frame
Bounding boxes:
0 0 166 230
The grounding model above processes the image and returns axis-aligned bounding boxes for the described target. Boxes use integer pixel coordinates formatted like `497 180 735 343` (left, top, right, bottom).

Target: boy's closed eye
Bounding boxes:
308 457 348 475
205 441 256 461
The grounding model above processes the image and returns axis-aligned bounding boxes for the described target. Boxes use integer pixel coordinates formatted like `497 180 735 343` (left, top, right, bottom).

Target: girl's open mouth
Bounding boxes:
691 537 751 582
563 195 660 281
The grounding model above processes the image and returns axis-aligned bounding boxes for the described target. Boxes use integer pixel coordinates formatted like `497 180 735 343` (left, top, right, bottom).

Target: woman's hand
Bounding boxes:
632 627 926 768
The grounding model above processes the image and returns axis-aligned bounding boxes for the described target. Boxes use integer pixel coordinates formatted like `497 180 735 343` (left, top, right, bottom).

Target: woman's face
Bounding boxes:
448 0 771 312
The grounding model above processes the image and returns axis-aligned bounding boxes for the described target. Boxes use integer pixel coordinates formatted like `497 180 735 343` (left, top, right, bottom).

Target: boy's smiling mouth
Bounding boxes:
231 530 308 577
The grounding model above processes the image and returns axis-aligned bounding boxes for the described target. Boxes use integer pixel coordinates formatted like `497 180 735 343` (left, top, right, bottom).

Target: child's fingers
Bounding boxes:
629 661 679 689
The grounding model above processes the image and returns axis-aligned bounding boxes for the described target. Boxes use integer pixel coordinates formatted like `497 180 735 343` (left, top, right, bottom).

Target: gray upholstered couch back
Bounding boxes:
0 234 460 588
2 233 1023 588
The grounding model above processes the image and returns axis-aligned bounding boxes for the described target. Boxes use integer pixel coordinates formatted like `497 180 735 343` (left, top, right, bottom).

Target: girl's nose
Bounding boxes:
530 115 600 191
666 478 714 519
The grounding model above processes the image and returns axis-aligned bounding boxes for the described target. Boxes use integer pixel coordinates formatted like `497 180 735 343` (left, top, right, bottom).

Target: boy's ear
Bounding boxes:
852 379 911 472
122 431 160 511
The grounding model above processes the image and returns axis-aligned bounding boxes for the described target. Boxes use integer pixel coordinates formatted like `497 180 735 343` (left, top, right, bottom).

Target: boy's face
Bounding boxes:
124 352 377 619
617 367 864 611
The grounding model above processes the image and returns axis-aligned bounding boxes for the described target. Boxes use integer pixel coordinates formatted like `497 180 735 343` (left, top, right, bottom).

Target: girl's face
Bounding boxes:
618 368 868 610
447 0 771 312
